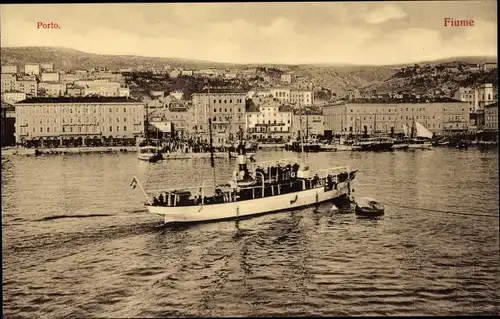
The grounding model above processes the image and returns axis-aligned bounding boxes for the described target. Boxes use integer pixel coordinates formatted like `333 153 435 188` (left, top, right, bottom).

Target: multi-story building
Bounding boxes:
60 73 81 84
41 72 60 82
1 65 17 74
270 87 314 106
323 102 469 137
38 82 67 97
281 74 292 84
474 83 496 110
15 80 37 97
290 90 314 106
40 63 54 72
24 64 40 75
1 101 16 146
66 86 83 97
169 69 181 78
484 102 498 131
291 109 324 138
270 87 291 103
245 99 292 140
453 87 475 111
1 74 17 92
148 96 189 138
2 91 27 103
15 96 144 147
482 63 497 71
191 88 246 145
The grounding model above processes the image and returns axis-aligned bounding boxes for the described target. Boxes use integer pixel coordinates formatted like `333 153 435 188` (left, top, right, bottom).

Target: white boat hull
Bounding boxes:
147 181 352 223
336 145 362 151
138 153 156 161
408 143 432 149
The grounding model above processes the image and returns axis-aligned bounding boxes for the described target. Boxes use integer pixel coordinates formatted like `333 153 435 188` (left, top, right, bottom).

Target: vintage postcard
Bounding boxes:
1 1 498 317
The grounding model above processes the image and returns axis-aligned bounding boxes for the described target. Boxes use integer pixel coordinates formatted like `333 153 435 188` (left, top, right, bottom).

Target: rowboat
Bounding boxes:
354 197 385 217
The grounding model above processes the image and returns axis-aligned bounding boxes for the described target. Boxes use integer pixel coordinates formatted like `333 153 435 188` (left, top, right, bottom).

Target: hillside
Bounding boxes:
364 62 498 96
0 46 239 71
1 47 496 96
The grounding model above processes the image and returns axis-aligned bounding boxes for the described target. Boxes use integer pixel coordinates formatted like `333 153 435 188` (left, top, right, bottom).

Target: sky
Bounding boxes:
0 1 497 65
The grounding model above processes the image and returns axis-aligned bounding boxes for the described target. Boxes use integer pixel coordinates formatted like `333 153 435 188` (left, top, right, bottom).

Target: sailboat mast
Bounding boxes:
207 83 216 187
145 102 149 145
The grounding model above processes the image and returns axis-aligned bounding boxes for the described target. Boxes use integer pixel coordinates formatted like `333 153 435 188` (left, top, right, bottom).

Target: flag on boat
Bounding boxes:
130 177 138 189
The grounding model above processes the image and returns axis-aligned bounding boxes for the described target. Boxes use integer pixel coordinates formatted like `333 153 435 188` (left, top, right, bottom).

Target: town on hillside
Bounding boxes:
1 60 498 149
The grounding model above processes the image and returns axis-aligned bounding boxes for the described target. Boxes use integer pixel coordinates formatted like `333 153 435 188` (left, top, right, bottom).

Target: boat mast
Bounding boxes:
206 82 216 187
145 102 149 145
374 113 377 136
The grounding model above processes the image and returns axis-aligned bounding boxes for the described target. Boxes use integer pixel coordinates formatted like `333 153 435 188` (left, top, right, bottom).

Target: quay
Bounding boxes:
2 146 242 159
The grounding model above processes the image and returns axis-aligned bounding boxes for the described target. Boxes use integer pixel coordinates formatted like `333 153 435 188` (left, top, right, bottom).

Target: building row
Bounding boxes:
6 91 498 148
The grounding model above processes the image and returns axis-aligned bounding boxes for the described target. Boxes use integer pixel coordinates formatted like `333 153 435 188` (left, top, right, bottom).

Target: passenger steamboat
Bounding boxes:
132 135 358 224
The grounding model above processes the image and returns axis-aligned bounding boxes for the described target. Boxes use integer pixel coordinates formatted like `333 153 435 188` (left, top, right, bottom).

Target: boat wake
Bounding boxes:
37 213 114 221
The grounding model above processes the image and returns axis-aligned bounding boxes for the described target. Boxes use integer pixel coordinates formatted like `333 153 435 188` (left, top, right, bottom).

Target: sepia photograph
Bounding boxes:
1 1 498 317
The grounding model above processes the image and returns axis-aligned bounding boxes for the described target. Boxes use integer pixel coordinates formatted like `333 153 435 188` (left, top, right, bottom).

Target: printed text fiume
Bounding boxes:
444 18 474 27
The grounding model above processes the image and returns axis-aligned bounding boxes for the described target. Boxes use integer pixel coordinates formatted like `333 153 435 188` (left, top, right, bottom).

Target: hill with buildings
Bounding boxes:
2 46 496 98
0 47 239 71
362 62 498 97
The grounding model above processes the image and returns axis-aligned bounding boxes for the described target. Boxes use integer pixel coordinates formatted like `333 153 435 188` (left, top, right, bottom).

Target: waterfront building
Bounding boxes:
41 72 60 82
453 87 475 111
323 102 470 137
15 97 144 147
148 96 189 138
1 102 16 146
245 99 292 140
24 64 40 75
484 102 498 132
15 80 37 97
2 91 27 103
291 109 324 138
482 63 497 71
38 82 66 97
1 65 17 74
191 88 246 145
66 86 84 97
1 74 17 92
40 63 54 72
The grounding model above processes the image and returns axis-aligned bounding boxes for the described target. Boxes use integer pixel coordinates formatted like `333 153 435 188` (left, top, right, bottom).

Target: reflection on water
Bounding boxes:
2 148 499 317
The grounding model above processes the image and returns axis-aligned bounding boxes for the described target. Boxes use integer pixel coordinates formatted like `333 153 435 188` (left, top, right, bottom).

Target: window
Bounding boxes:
124 117 127 122
124 126 127 131
70 127 73 132
230 100 232 103
213 99 216 103
116 126 119 132
47 127 50 132
214 108 217 113
123 108 126 112
117 118 119 123
219 100 222 103
62 127 65 132
109 126 113 132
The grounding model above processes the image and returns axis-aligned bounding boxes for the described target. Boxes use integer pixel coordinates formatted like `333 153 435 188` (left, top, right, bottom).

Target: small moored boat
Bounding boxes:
354 197 385 217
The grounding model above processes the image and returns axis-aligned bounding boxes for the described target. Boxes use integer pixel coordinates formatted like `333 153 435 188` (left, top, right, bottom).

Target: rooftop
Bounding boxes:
16 96 142 104
194 88 246 94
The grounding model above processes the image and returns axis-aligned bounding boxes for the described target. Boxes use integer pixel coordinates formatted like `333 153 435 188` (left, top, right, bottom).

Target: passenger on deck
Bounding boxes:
158 193 165 206
312 174 320 187
327 174 333 190
292 163 300 174
153 197 159 206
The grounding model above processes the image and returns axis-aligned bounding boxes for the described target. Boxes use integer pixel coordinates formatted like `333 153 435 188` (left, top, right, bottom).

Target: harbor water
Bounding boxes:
2 148 499 317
